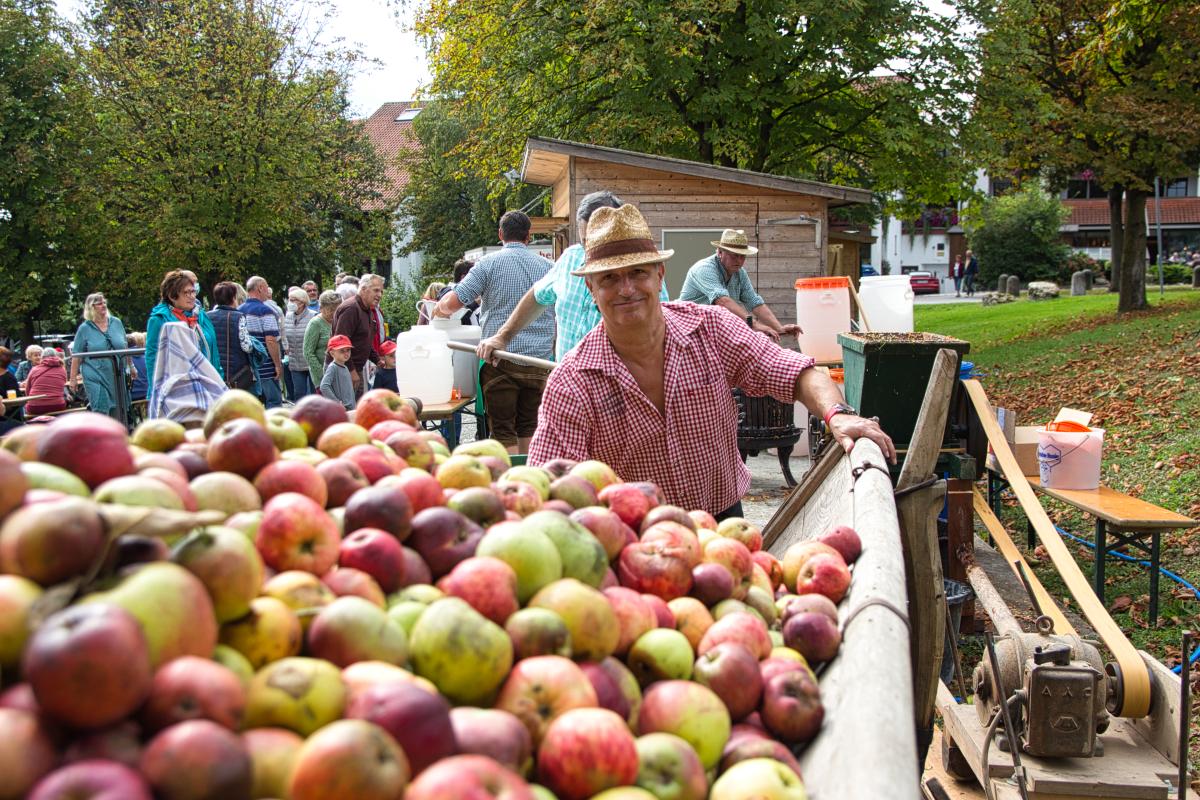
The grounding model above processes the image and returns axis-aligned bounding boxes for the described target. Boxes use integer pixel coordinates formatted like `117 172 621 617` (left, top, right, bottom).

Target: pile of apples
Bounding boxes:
0 387 862 800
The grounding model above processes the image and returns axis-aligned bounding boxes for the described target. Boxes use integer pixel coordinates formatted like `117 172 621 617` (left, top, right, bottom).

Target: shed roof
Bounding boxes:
521 137 872 207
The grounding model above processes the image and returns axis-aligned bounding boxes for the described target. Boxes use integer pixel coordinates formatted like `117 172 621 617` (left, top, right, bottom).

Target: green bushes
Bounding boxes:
965 187 1070 285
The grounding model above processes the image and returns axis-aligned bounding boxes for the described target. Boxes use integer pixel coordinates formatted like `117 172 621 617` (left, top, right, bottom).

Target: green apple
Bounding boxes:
386 600 427 636
409 597 513 705
20 461 90 496
267 416 309 452
476 523 563 604
388 584 444 605
130 419 187 452
638 680 731 770
709 757 808 800
244 656 346 736
82 561 218 668
212 643 255 686
498 465 552 500
521 510 607 587
627 628 694 685
172 525 264 623
0 575 42 668
451 438 511 466
528 578 619 662
634 732 708 800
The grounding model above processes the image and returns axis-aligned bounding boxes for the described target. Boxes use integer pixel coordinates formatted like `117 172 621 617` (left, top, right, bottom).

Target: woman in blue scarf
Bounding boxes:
145 270 222 401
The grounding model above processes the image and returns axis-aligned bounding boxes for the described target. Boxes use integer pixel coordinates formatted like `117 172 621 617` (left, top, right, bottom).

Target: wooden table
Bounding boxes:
2 394 48 410
988 467 1198 625
418 397 474 448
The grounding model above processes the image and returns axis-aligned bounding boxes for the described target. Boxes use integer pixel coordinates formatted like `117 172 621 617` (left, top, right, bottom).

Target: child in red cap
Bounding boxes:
374 339 398 393
320 334 355 410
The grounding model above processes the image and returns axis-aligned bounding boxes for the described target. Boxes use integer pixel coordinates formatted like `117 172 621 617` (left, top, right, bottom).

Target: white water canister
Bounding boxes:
1037 424 1105 490
795 276 851 362
393 326 454 405
430 317 482 398
857 275 914 332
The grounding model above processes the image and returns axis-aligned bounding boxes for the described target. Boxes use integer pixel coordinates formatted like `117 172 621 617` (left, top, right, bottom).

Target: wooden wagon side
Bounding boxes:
768 439 918 800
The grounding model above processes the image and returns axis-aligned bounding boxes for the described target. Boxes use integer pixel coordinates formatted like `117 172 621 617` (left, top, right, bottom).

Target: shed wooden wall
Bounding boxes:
567 158 828 326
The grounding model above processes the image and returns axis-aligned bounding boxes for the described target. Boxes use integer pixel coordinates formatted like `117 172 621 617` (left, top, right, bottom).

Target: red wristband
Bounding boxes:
823 405 852 426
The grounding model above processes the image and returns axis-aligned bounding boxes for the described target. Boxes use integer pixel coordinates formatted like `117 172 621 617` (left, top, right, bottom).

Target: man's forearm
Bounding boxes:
793 367 844 417
495 288 549 344
752 304 784 332
713 295 751 319
433 293 465 318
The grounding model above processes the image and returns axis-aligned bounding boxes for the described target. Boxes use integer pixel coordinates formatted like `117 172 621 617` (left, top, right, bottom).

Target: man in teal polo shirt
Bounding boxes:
679 229 801 341
476 191 670 364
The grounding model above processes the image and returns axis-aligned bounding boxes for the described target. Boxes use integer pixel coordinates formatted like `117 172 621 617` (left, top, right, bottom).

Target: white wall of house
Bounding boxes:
389 211 424 288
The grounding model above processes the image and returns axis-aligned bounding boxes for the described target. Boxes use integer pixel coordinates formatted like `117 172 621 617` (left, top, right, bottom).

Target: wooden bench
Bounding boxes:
988 467 1198 626
417 397 474 448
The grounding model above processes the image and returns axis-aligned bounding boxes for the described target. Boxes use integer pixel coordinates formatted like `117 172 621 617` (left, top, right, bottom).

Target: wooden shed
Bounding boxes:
520 137 872 325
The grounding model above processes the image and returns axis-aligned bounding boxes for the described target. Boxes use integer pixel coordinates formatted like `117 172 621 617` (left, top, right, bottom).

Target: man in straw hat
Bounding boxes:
679 229 801 341
529 205 895 519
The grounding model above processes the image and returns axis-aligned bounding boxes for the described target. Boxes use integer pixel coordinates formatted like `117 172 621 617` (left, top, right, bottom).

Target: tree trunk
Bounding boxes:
1108 185 1123 293
1119 188 1149 313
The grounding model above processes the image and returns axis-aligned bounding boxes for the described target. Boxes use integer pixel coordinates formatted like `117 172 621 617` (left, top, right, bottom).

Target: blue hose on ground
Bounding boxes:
1053 524 1200 673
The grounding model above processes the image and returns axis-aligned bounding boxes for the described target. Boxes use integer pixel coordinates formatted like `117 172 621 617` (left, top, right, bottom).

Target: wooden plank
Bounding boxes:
971 490 1077 636
794 438 919 800
963 379 1152 719
762 445 842 551
940 701 1014 785
897 483 948 734
1026 477 1197 529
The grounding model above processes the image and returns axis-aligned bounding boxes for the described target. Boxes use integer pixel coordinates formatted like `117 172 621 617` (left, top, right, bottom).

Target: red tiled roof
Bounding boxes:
1065 197 1200 227
358 101 422 211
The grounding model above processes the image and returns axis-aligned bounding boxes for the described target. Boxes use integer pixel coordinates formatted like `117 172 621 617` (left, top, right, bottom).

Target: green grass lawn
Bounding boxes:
915 287 1200 687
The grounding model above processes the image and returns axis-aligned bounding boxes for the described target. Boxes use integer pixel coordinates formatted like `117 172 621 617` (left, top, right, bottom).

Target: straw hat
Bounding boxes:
571 204 674 277
711 229 759 256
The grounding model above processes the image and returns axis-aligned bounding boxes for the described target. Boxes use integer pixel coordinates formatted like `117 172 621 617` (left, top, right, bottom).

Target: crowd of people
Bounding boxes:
1 191 895 517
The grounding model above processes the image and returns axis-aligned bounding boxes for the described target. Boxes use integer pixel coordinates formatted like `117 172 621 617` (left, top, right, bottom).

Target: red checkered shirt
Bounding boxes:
529 302 814 514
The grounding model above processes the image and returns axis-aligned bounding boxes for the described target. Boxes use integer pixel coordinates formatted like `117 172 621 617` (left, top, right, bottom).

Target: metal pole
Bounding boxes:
1155 177 1165 297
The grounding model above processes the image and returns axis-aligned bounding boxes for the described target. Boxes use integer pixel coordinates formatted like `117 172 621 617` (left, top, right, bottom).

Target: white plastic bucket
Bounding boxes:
858 275 914 332
430 317 482 398
393 326 454 405
795 276 851 362
1037 426 1105 490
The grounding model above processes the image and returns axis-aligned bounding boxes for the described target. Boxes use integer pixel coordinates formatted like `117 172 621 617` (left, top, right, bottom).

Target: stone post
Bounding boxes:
1193 266 1200 288
1083 269 1094 290
997 274 1009 294
1071 271 1087 296
1006 275 1021 297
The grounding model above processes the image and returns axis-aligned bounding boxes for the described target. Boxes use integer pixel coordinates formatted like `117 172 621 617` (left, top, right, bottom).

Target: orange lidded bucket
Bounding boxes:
795 276 851 362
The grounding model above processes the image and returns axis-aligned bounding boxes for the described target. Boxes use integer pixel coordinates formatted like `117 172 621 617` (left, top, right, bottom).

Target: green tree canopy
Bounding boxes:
964 186 1070 284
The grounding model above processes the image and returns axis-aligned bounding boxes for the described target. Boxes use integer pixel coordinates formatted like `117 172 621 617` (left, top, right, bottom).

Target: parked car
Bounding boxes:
908 271 940 295
860 264 879 277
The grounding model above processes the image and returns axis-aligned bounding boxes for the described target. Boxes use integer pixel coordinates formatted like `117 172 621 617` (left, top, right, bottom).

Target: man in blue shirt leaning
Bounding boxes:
475 191 670 364
678 229 801 341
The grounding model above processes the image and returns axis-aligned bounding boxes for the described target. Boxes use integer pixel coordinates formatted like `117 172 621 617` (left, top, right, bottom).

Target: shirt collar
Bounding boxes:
502 241 527 249
576 302 703 372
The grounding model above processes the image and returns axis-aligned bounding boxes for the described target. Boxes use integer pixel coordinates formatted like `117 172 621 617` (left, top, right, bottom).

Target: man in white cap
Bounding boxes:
529 205 895 519
679 229 801 341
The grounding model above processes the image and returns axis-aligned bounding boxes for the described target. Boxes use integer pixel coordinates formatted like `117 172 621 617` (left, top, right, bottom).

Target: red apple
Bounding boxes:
316 421 371 458
337 443 394 485
641 593 675 628
537 708 639 800
692 642 762 721
637 681 730 771
781 540 841 592
760 657 810 684
715 517 763 552
794 552 851 603
36 411 134 488
400 546 432 587
495 655 599 746
356 388 419 431
499 480 543 516
256 492 342 574
688 509 718 531
139 719 253 799
189 471 261 517
618 540 693 600
307 596 408 667
447 485 507 527
719 736 803 778
168 449 211 480
23 604 151 729
345 680 456 774
703 538 754 600
0 496 105 586
667 597 714 651
339 527 407 593
778 593 838 625
288 719 410 800
640 504 696 533
598 482 652 529
437 556 519 625
478 455 510 481
344 484 413 542
316 457 369 508
0 708 57 799
408 506 485 579
603 586 656 656
751 551 784 589
405 754 533 800
578 660 630 723
760 669 824 744
541 457 577 478
368 419 416 442
819 524 863 564
322 567 387 607
690 562 735 606
291 395 349 445
782 610 842 664
570 506 634 561
61 720 142 768
140 656 245 733
697 612 772 660
27 760 153 800
642 521 702 567
384 430 435 471
449 708 533 776
206 418 277 479
548 474 598 510
388 468 445 514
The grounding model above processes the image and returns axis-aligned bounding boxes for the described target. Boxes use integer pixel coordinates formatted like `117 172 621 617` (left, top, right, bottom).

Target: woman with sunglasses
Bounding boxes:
144 270 222 405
